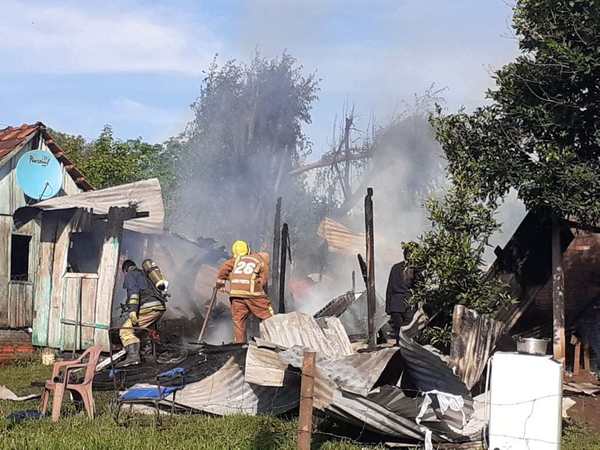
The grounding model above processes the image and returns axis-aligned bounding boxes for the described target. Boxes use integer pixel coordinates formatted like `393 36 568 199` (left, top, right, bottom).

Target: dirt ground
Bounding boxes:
568 395 600 432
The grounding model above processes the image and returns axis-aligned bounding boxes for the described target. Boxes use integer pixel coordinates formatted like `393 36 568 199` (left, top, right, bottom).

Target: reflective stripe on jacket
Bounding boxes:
217 252 270 298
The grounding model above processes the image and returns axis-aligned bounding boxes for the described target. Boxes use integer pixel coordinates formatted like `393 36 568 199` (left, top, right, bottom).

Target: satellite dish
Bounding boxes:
16 150 63 201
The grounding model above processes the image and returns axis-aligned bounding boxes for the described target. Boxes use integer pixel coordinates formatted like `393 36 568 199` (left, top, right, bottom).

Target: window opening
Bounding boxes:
10 234 31 281
67 226 104 273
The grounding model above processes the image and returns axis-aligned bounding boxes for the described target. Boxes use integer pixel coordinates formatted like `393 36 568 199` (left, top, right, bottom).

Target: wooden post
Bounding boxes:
364 188 376 349
574 341 581 375
271 197 282 309
96 206 136 350
278 223 289 314
551 214 566 363
198 287 218 342
297 351 316 450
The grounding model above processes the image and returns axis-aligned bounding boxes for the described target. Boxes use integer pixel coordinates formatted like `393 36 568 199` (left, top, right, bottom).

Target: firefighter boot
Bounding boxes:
117 343 141 368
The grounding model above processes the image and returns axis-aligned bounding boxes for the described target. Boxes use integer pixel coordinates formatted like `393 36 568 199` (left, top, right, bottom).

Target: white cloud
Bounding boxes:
0 0 221 74
109 97 193 142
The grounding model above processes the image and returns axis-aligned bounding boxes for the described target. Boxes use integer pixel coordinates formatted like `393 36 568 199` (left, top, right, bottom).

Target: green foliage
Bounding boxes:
409 179 513 350
168 52 321 247
431 0 600 225
50 126 176 195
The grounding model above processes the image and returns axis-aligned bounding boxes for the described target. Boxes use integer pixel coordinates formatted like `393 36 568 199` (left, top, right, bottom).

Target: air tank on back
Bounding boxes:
142 259 168 292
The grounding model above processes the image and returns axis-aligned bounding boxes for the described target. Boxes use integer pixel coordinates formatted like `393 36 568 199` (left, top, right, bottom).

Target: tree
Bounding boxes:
409 178 513 350
431 0 600 225
50 126 176 195
168 53 320 248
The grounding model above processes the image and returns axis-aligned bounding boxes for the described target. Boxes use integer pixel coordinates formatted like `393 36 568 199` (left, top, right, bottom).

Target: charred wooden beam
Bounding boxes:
364 188 376 349
278 223 289 314
271 197 282 307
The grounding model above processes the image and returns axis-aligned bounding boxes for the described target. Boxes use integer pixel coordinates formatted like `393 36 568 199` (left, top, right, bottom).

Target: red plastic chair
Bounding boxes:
40 345 102 422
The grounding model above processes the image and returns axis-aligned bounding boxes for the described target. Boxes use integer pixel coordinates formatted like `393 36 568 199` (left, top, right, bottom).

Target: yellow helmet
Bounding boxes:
231 240 250 258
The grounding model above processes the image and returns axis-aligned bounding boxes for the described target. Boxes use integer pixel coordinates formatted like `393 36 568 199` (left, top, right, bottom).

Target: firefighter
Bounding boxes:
117 259 167 367
385 242 417 346
216 240 274 343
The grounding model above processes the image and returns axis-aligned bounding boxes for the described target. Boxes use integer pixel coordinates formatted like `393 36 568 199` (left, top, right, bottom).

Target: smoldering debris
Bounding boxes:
104 312 482 446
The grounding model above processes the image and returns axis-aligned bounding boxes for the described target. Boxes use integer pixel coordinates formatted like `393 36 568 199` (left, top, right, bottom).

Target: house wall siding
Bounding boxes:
0 132 82 337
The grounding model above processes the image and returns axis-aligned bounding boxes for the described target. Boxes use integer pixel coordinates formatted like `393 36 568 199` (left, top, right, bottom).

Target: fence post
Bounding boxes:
297 351 316 450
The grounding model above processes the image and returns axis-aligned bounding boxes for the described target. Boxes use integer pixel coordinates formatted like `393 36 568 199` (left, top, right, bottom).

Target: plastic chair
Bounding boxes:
114 367 187 426
40 345 102 422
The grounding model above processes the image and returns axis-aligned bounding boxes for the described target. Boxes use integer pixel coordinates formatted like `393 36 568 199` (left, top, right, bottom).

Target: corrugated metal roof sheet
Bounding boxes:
318 217 364 255
280 345 398 396
145 356 300 416
249 312 478 443
15 178 164 234
259 312 353 358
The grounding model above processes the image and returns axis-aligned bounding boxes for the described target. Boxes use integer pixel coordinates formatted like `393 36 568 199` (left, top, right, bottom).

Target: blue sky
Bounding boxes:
0 0 518 156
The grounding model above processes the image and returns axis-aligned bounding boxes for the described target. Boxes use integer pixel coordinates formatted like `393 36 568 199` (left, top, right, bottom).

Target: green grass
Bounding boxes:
0 358 381 450
563 423 600 450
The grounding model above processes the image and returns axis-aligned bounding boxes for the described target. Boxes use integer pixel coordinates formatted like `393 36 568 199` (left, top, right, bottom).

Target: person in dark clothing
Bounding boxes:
117 259 166 368
385 244 417 346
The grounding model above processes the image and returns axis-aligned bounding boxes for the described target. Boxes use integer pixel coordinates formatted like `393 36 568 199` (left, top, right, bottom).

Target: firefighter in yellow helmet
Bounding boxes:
216 240 274 343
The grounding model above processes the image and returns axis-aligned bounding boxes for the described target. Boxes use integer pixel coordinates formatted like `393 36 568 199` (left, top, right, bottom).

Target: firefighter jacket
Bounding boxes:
217 252 270 298
123 268 166 312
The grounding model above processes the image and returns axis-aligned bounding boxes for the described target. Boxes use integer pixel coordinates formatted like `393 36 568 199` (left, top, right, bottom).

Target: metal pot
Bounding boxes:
515 337 550 355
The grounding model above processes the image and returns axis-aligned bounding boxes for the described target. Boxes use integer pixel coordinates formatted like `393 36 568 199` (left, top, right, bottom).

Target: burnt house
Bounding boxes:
490 211 600 333
0 123 91 361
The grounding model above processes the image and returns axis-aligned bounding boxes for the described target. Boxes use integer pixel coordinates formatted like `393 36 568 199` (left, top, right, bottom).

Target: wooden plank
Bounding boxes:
0 216 11 327
32 214 58 346
61 276 81 351
47 213 73 348
95 207 132 350
8 282 33 328
297 351 316 450
27 219 40 287
0 163 11 215
81 276 98 347
574 342 581 376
